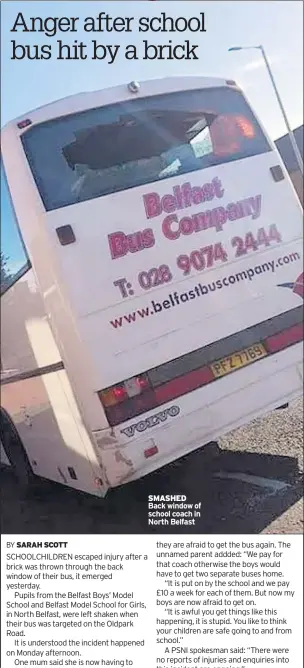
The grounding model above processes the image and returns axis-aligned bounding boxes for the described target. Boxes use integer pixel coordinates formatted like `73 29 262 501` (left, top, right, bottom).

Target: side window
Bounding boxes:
1 164 30 295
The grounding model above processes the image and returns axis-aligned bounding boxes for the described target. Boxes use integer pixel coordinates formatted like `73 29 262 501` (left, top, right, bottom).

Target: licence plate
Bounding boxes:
211 343 267 378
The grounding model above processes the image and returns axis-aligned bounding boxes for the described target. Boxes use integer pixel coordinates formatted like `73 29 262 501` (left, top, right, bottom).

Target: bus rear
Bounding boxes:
2 76 303 490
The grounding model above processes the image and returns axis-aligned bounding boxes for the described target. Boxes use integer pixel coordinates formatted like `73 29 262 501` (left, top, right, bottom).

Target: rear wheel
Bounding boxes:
0 408 37 495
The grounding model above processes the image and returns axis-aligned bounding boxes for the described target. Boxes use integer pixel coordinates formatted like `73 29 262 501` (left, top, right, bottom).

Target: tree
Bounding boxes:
0 251 11 291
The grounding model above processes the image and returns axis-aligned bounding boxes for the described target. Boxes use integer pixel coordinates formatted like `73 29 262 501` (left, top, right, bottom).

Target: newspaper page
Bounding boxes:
1 2 303 668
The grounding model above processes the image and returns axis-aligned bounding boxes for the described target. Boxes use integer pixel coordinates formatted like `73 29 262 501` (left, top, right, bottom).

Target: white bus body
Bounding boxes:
1 76 303 497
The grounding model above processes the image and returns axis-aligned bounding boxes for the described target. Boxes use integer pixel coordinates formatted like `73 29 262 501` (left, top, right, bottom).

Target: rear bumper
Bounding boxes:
96 344 303 488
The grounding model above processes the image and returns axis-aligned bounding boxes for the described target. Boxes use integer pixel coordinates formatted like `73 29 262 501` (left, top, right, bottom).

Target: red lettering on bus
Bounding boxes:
143 178 224 220
143 192 161 219
108 228 155 259
162 214 180 241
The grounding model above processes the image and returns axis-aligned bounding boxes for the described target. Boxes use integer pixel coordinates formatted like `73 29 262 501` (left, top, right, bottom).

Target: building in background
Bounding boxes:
275 125 303 204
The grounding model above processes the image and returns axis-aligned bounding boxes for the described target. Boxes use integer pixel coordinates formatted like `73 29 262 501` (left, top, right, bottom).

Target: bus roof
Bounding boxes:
2 75 236 132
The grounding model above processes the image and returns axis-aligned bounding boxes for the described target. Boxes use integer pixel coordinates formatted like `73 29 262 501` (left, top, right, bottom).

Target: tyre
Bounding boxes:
0 408 37 495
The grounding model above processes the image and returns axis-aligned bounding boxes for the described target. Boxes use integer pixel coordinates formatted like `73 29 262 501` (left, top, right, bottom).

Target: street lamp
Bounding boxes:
228 45 303 175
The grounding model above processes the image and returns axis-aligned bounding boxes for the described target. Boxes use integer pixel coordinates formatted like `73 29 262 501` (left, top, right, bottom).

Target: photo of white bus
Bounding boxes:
1 75 303 498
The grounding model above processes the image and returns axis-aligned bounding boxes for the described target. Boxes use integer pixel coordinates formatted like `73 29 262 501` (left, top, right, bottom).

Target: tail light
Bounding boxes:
98 374 155 424
99 374 150 407
97 365 214 427
100 385 128 407
125 375 150 396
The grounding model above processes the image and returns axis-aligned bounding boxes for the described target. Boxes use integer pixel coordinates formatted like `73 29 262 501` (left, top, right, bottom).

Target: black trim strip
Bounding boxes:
104 315 303 426
1 361 64 386
147 306 303 387
100 306 303 394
